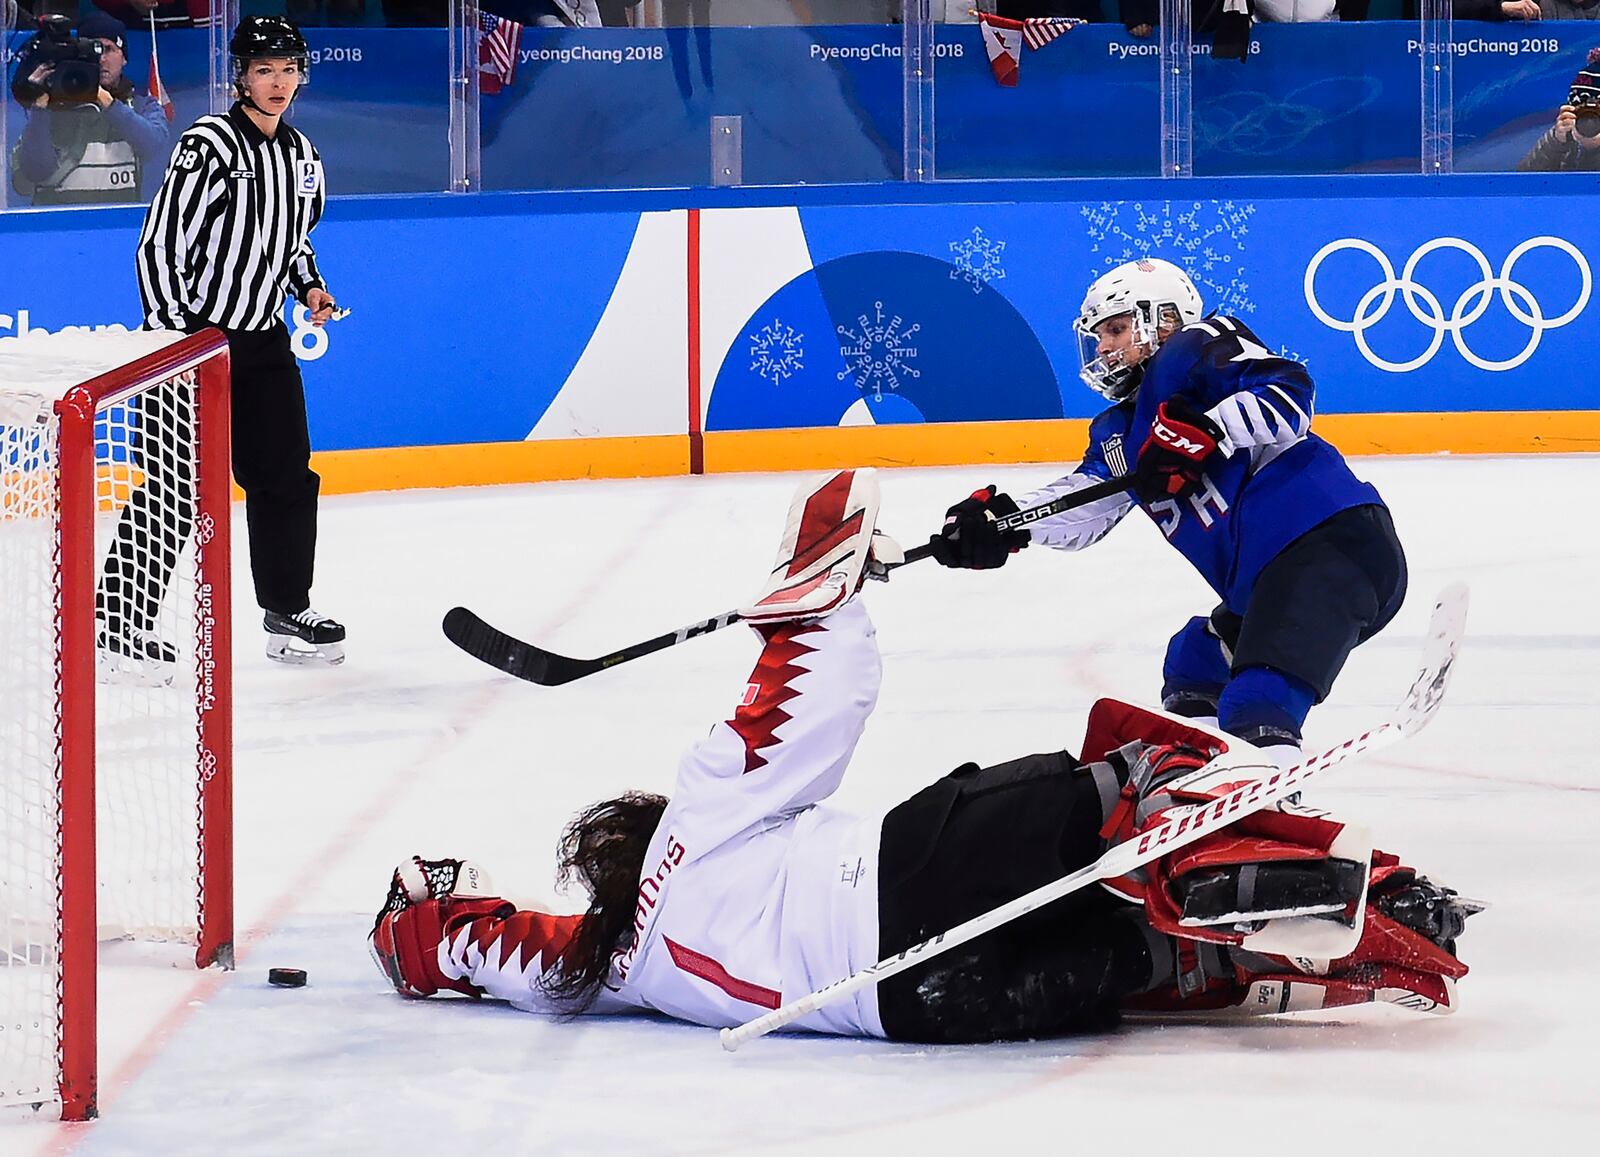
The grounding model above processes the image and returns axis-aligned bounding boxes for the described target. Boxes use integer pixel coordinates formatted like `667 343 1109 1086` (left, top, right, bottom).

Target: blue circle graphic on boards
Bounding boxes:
707 251 1061 431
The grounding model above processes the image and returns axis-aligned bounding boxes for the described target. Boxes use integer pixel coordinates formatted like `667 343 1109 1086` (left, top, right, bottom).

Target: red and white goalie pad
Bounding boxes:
1085 699 1373 959
1079 701 1480 1018
1127 858 1474 1019
739 468 898 624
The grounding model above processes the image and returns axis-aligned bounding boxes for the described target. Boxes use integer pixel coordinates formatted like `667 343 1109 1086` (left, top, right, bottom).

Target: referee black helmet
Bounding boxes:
229 16 310 94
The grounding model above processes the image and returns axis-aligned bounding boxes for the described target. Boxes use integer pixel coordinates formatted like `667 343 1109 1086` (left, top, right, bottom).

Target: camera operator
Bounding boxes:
9 11 172 206
1519 49 1600 173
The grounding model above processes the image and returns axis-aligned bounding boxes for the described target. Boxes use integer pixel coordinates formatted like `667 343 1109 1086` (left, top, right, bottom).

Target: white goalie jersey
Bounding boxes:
438 599 891 1036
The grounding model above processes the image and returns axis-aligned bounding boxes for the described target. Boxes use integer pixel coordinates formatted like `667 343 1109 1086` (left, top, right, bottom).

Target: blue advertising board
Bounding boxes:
2 177 1593 458
703 191 1598 430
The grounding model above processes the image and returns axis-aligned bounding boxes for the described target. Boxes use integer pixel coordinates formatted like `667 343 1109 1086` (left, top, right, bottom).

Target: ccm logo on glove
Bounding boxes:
1134 399 1224 504
1149 417 1213 458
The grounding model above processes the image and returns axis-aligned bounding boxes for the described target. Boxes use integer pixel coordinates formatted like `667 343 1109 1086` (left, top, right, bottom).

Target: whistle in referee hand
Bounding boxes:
326 305 352 322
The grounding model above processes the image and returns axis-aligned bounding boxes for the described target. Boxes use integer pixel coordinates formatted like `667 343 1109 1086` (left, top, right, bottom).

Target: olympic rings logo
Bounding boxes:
1303 237 1591 372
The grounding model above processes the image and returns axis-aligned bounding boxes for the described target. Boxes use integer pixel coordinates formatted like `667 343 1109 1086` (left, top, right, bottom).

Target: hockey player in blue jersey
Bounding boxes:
928 257 1407 766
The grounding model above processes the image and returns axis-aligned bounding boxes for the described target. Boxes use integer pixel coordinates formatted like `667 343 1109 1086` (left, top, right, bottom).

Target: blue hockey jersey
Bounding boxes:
1022 316 1384 613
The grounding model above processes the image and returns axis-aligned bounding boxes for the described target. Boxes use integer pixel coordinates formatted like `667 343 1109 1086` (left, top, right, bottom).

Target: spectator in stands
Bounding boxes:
1114 0 1153 38
1519 49 1600 172
523 0 640 25
1254 0 1370 18
387 1 639 28
1540 0 1600 18
284 0 366 26
1427 0 1591 20
9 9 171 206
1116 0 1366 48
1116 0 1370 44
996 1 1105 23
380 0 444 26
92 0 212 31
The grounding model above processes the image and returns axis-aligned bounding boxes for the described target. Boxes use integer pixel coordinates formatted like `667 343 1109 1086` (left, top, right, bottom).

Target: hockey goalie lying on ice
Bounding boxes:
370 470 1481 1043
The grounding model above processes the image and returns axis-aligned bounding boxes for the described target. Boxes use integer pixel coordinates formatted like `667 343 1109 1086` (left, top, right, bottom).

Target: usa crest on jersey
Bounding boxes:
1102 433 1129 476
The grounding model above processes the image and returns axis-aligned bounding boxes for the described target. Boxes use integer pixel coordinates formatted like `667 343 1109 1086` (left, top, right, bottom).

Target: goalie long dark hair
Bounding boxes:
545 790 668 1011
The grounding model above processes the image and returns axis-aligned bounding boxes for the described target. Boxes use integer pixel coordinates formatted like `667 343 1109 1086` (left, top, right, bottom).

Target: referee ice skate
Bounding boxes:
123 15 344 665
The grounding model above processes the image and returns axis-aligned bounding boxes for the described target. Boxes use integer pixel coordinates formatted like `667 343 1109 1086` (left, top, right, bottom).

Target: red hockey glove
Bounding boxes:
370 894 514 998
1134 398 1224 504
927 486 1030 570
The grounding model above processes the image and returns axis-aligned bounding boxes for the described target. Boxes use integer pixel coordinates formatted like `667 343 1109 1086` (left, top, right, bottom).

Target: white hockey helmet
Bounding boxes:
1074 258 1204 400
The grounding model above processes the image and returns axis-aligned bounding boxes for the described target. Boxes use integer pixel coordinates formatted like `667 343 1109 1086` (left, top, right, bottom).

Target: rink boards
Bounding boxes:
1 174 1597 493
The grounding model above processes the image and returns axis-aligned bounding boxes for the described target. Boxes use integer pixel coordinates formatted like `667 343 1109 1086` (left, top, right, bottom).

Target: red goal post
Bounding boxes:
0 329 234 1122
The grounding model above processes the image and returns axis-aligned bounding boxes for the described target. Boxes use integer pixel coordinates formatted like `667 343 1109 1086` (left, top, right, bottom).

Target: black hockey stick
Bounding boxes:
443 473 1134 686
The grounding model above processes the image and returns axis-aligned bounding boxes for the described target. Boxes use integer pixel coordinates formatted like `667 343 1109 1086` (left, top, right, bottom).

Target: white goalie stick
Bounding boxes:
720 582 1469 1051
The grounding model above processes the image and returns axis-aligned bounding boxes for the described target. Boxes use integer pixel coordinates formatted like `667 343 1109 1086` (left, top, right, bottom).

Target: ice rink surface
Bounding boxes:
9 455 1599 1156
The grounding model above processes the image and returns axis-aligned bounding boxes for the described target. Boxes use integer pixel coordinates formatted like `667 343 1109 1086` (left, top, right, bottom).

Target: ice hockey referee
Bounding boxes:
101 15 347 675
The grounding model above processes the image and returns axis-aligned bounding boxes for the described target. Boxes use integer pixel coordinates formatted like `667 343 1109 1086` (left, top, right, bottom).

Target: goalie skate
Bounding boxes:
264 608 346 666
1371 868 1486 956
96 621 178 687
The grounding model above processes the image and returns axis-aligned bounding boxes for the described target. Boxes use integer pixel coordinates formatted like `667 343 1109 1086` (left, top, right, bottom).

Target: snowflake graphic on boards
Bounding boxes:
1081 200 1257 317
836 302 921 400
949 226 1007 294
749 319 806 385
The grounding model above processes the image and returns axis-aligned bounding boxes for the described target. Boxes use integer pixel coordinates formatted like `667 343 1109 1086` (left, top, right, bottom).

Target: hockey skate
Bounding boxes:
264 608 346 666
1371 869 1486 957
96 620 178 687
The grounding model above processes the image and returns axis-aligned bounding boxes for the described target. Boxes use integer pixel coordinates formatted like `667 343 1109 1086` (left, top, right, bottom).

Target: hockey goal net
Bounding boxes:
0 329 233 1121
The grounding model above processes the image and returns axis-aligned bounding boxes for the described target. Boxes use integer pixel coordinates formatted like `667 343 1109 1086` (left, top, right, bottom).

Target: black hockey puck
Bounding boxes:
268 967 307 988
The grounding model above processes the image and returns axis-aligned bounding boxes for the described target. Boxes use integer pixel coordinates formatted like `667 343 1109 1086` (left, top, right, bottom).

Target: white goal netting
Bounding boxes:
0 328 232 1116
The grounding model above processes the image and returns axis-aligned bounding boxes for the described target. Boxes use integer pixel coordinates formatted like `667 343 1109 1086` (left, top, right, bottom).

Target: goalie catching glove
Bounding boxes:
369 856 584 1002
369 856 508 997
738 468 903 625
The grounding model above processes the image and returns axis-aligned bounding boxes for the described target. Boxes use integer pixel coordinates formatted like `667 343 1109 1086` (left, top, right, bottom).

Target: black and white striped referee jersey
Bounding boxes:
137 102 326 333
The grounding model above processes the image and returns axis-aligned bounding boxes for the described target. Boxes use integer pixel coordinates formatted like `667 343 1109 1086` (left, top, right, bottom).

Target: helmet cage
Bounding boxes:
1074 258 1203 402
1076 299 1167 402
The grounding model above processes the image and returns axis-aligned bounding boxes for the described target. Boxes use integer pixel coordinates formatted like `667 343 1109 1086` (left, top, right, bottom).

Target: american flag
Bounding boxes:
1020 16 1084 52
479 11 524 95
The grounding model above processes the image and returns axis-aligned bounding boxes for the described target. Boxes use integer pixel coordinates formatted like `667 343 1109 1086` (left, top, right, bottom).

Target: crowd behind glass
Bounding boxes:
4 0 1597 212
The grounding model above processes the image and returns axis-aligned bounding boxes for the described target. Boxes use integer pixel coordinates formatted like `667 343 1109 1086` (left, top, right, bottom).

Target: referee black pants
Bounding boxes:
99 322 320 629
228 324 321 616
875 751 1152 1044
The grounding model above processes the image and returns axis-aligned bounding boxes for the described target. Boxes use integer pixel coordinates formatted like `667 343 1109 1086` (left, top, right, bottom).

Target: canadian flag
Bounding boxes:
976 12 1085 87
148 13 174 121
977 12 1022 88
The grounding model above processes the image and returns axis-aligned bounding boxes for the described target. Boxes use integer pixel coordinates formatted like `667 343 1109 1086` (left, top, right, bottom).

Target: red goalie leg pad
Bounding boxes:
1080 698 1230 765
1154 809 1349 914
1337 903 1469 981
1129 952 1460 1018
1244 957 1460 1014
370 896 514 998
1103 778 1345 919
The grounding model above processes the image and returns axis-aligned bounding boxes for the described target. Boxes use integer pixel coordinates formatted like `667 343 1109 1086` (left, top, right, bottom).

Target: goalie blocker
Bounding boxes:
737 468 902 624
370 473 1479 1045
